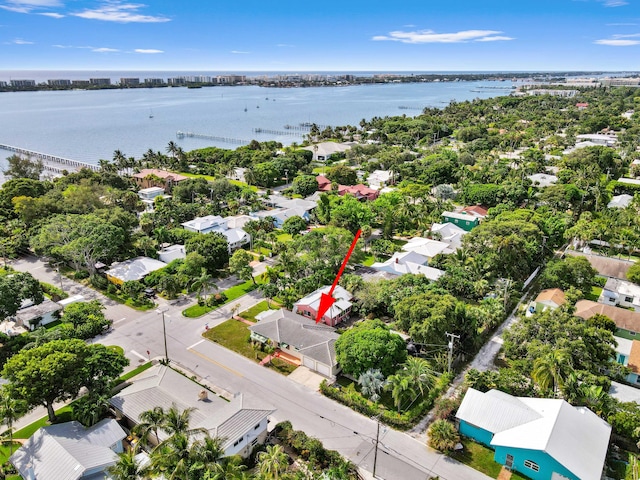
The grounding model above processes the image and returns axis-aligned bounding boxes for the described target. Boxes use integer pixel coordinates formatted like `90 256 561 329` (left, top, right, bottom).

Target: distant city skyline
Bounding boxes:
1 0 639 71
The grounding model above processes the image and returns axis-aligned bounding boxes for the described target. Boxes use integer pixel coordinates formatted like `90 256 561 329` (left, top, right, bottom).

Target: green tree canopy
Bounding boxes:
2 339 128 422
185 232 230 274
0 271 43 319
335 319 407 377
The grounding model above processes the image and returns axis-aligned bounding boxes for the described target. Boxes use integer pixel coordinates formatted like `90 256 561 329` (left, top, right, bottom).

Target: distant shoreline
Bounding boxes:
0 70 629 93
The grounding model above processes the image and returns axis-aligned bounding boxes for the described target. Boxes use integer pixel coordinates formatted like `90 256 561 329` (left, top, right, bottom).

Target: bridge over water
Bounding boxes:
0 144 99 173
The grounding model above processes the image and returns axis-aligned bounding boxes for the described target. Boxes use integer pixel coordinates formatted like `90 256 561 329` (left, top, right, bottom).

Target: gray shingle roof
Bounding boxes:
10 419 125 480
249 309 339 367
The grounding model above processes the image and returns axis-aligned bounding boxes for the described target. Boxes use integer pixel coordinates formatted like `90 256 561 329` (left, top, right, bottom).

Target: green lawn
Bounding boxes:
239 300 278 322
448 438 503 478
0 442 22 467
585 286 603 302
276 233 293 243
119 361 153 382
222 278 262 303
362 254 376 267
183 278 263 317
13 406 74 439
204 319 297 375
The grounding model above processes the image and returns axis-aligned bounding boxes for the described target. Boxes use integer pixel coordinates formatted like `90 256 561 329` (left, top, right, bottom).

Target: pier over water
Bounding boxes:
0 144 99 173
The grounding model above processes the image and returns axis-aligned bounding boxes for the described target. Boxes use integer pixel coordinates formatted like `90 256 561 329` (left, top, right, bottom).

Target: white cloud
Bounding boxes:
475 35 515 42
73 1 170 23
0 0 61 13
231 50 250 54
92 47 119 52
39 11 63 17
134 48 163 53
595 38 640 45
606 22 638 26
12 38 34 44
600 0 628 6
372 29 513 44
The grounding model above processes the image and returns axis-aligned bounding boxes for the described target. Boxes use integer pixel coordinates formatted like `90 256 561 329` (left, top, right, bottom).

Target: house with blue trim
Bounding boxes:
456 388 611 480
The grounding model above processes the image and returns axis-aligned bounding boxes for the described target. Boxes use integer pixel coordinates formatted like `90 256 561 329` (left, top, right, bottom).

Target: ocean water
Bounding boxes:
0 80 513 167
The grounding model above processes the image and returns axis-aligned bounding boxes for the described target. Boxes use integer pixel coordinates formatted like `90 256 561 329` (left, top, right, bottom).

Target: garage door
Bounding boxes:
316 363 331 377
303 356 315 369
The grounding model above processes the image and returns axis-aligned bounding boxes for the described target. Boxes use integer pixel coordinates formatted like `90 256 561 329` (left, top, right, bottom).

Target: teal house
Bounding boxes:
441 211 479 231
456 388 611 480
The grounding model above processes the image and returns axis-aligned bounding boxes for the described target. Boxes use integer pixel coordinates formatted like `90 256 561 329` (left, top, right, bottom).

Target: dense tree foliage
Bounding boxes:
335 319 407 377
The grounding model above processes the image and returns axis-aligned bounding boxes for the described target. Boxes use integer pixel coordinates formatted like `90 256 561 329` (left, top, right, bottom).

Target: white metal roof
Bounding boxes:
457 389 611 480
105 256 167 282
10 419 125 480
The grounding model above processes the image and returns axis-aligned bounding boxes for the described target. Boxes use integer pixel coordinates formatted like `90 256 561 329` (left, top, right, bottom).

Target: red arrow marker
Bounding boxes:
316 229 362 323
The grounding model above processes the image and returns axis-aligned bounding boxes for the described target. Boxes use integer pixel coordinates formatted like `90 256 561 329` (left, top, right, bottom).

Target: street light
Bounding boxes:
55 262 64 292
284 169 289 185
157 308 169 364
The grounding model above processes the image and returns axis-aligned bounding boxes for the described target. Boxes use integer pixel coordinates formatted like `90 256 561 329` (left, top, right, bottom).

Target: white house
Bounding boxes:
10 419 126 480
370 250 445 281
157 244 186 264
429 222 468 250
182 215 250 252
600 277 640 311
110 365 274 458
13 298 62 331
138 186 167 212
402 237 455 260
367 170 393 189
105 256 167 285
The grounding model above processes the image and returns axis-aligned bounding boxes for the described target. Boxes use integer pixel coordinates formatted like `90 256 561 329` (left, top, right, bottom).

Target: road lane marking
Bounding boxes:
113 317 127 324
187 348 243 377
130 350 147 361
187 339 205 350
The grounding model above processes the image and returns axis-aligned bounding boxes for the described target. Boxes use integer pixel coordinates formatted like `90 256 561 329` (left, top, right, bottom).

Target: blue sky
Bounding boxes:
1 0 639 71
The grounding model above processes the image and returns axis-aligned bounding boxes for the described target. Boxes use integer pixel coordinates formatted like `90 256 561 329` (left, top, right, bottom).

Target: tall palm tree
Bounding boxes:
190 268 216 303
0 387 26 455
532 349 572 396
403 357 436 398
166 141 178 159
134 406 165 447
386 373 413 413
107 447 150 480
257 444 289 480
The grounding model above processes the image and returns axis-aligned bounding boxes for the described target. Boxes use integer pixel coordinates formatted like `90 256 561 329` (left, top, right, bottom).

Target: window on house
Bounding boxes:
254 423 260 430
251 438 258 446
524 460 540 472
625 296 634 303
233 437 243 447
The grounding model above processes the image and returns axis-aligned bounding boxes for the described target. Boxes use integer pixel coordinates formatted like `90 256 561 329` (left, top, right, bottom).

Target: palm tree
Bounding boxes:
427 419 460 453
190 268 216 303
257 444 289 480
403 357 436 398
134 406 165 447
113 150 127 172
0 387 26 455
160 404 208 441
152 432 192 480
531 349 572 396
71 393 111 427
166 141 178 159
386 372 413 413
107 448 150 480
358 368 385 402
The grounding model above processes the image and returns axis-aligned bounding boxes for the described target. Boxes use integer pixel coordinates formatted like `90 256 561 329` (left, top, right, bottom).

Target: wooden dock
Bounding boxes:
0 144 99 173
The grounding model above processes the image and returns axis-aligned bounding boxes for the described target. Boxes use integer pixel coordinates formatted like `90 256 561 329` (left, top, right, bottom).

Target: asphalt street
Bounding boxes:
9 255 491 480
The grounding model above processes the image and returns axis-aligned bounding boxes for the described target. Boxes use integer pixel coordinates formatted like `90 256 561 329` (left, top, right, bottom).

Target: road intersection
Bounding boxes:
9 255 491 480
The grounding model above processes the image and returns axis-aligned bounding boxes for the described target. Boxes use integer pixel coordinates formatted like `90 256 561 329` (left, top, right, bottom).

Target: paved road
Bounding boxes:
9 255 491 480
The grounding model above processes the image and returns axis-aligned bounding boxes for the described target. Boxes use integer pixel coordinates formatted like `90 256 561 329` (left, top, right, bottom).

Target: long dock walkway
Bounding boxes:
0 144 99 173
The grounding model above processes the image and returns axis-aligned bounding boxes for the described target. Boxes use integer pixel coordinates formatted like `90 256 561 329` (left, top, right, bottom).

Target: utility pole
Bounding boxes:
157 308 169 364
446 332 460 374
372 417 380 478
